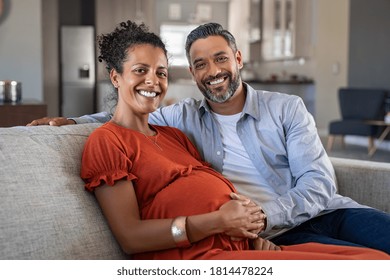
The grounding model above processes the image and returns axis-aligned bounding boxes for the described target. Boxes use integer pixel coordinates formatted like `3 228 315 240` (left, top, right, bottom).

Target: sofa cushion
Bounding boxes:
330 157 390 213
0 124 127 259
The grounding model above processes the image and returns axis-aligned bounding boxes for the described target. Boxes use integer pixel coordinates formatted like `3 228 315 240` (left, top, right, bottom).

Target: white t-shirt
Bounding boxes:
212 112 277 203
212 112 288 238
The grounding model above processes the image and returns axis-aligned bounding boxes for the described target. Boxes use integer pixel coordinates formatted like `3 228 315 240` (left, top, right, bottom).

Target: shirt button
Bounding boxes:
216 151 221 156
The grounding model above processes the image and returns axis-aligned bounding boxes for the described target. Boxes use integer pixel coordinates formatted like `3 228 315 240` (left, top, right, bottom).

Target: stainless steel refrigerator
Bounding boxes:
60 26 95 117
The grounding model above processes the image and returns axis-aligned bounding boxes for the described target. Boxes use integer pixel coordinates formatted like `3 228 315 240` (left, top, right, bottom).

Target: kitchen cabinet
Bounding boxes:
0 101 47 127
262 0 313 60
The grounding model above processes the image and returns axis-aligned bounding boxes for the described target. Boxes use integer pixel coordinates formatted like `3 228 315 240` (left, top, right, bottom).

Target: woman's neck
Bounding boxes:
111 110 154 136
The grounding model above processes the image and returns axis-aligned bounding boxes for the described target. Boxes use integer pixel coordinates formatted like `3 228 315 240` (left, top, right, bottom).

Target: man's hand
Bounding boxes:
253 237 281 251
27 117 76 126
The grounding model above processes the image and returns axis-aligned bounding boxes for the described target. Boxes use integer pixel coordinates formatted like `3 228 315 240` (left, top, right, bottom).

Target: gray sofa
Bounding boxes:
1 124 389 259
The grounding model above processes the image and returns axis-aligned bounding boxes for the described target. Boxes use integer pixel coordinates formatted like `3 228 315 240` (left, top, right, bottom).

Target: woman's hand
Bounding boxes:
230 193 267 228
218 195 265 239
227 193 267 240
253 238 281 251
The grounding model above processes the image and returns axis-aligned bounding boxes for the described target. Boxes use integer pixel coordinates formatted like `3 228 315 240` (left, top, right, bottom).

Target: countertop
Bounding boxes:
245 79 315 85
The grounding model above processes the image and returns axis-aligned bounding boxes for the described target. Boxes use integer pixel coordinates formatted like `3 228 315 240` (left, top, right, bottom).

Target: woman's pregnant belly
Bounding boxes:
141 168 235 219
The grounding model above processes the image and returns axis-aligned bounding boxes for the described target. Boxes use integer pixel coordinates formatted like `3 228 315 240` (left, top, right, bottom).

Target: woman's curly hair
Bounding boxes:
97 20 168 74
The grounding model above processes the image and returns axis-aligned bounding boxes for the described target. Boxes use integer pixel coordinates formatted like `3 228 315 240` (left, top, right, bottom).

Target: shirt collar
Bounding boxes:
242 82 261 121
199 96 211 116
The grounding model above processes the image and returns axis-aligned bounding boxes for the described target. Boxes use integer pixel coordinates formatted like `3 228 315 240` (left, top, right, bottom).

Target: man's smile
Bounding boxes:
208 77 225 85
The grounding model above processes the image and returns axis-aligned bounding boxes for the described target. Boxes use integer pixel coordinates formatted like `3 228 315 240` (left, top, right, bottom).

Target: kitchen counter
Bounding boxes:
0 100 47 127
247 81 316 118
164 79 316 117
245 79 315 85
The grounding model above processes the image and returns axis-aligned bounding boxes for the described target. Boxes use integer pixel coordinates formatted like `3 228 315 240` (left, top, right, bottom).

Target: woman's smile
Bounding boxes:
137 89 160 98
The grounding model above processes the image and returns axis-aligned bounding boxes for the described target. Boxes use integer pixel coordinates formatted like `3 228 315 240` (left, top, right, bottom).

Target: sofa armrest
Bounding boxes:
330 157 390 213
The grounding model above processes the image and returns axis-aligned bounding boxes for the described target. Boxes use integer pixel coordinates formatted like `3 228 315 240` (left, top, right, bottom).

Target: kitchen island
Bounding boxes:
247 80 316 119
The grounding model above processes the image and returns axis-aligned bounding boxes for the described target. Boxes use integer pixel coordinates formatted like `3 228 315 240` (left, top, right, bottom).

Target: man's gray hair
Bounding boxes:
185 22 238 65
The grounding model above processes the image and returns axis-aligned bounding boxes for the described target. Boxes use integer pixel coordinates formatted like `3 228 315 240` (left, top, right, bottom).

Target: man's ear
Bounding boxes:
236 50 244 70
188 66 194 76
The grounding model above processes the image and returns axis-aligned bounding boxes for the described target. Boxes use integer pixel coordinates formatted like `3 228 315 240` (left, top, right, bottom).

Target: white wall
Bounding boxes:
314 0 349 131
228 0 250 62
0 0 43 101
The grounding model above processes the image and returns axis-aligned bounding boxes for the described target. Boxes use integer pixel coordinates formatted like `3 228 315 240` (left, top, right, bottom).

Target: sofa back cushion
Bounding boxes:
0 124 127 259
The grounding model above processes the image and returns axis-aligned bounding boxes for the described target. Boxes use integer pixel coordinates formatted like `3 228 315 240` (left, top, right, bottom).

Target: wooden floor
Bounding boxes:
320 136 390 163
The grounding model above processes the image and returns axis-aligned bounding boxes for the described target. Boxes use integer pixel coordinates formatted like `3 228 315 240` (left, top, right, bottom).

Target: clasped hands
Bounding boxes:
218 192 280 251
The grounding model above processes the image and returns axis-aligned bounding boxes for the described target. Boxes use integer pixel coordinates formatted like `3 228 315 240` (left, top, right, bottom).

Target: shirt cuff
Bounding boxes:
261 200 285 232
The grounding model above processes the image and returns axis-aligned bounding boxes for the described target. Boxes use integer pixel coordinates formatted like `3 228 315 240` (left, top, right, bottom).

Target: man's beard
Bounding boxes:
197 69 241 103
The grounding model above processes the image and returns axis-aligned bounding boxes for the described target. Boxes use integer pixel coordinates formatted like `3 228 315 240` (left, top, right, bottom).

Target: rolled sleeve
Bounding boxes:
266 97 336 228
70 111 112 124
